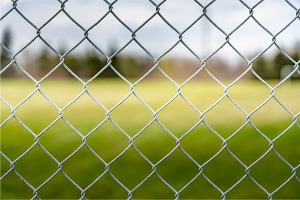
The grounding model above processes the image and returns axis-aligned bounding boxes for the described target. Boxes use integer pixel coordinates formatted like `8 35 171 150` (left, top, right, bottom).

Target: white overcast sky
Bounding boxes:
0 0 299 62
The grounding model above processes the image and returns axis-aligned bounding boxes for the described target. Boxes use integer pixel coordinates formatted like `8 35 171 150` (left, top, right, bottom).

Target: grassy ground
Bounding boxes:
1 79 300 199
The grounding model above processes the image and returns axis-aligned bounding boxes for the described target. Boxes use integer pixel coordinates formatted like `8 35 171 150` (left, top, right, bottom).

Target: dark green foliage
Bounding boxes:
84 51 106 78
273 52 292 79
252 47 300 80
37 48 56 72
252 55 273 79
0 27 15 77
34 48 147 79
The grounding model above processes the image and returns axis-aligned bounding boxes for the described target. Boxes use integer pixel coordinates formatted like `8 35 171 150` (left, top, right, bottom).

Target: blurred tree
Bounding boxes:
84 50 106 78
291 44 300 63
37 47 55 72
289 47 300 80
273 51 291 79
252 48 299 80
36 47 67 78
118 56 144 79
1 27 15 76
252 55 273 79
98 46 120 78
64 54 84 78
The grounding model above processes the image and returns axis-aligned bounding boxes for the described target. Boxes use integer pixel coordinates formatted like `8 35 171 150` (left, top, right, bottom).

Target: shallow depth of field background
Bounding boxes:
1 0 300 199
1 79 300 199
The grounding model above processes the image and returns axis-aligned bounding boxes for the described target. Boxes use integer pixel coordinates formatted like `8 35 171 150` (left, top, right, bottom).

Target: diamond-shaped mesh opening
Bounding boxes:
249 151 293 192
85 120 129 162
181 79 224 112
250 97 294 139
115 41 154 81
39 61 72 79
276 19 300 48
88 13 132 52
109 94 153 136
134 121 175 163
156 148 199 191
0 10 37 54
62 52 89 79
132 173 175 199
227 124 269 166
227 80 271 113
96 57 123 79
253 0 297 34
62 146 106 189
204 97 246 138
13 145 58 188
0 171 33 199
226 176 267 199
87 79 130 109
40 12 84 50
13 91 58 133
62 42 108 79
182 16 226 59
159 0 202 32
206 0 250 33
38 79 83 108
251 46 298 84
180 123 224 165
230 18 272 58
113 0 155 31
158 45 202 84
38 118 83 161
134 77 178 110
1 79 35 107
157 95 199 137
234 60 252 79
179 175 221 199
19 40 61 80
202 149 245 192
84 173 128 199
64 0 108 29
83 51 109 78
272 177 300 199
109 147 152 189
204 44 245 81
274 81 300 114
36 172 81 199
15 0 61 28
273 124 300 166
135 14 179 56
119 56 151 82
1 62 24 78
1 118 35 160
63 92 107 135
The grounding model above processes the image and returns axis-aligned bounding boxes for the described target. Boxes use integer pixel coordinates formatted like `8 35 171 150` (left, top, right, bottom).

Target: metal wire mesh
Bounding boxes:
1 0 300 199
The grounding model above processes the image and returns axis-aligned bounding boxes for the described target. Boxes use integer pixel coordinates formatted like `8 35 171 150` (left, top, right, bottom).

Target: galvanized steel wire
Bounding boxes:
1 0 300 199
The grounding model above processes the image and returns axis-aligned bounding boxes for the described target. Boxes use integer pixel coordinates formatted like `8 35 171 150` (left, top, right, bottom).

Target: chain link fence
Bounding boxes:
1 0 300 199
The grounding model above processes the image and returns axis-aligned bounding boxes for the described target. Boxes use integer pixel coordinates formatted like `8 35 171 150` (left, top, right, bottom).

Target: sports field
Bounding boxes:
1 79 299 199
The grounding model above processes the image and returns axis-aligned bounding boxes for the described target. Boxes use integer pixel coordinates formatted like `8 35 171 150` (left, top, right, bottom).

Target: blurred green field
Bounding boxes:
1 79 300 199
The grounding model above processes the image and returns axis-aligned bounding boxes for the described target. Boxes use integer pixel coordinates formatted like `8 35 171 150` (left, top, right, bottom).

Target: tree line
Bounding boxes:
34 47 150 79
252 47 300 80
1 27 299 80
1 28 151 79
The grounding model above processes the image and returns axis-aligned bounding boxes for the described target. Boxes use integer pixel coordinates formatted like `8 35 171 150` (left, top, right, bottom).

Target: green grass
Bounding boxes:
1 79 300 199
